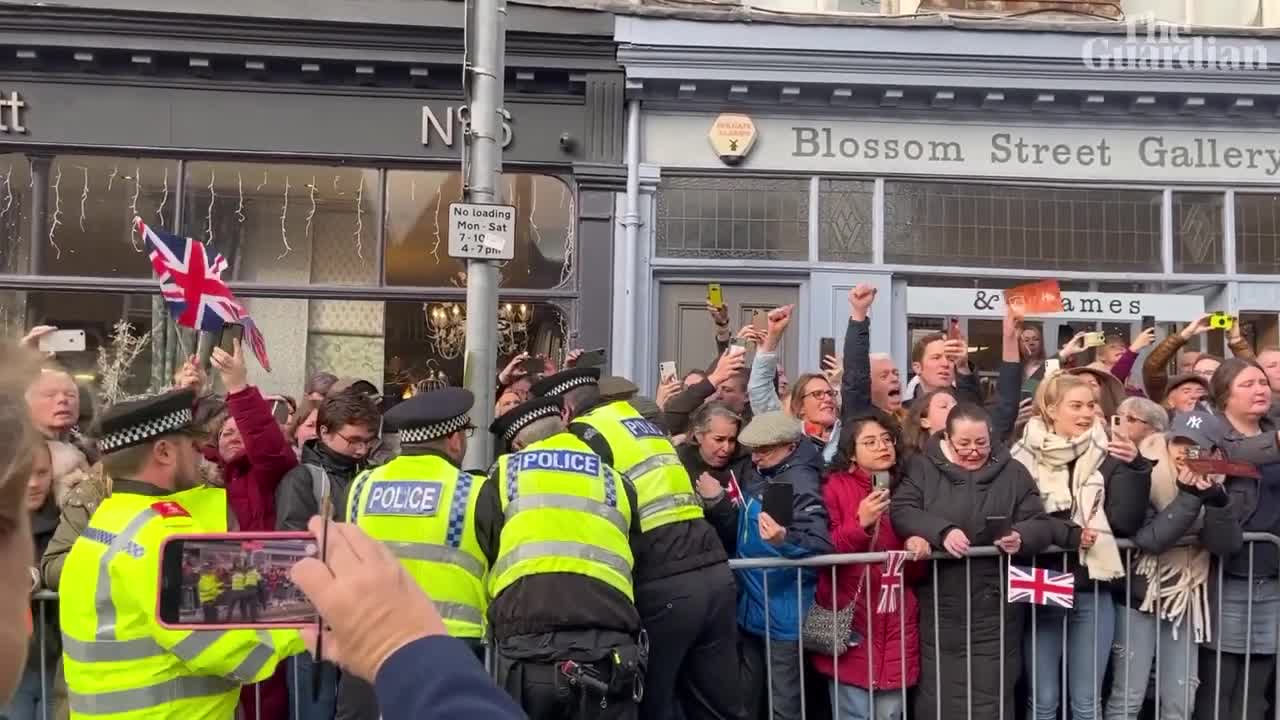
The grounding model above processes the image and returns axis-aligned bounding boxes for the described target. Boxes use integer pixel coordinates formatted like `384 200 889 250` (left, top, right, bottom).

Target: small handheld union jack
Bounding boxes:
136 217 272 372
876 551 908 614
1007 565 1075 608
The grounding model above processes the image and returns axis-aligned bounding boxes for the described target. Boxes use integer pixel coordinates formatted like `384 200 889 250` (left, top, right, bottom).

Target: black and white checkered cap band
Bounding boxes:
400 414 470 444
503 404 561 442
544 375 597 398
98 408 194 454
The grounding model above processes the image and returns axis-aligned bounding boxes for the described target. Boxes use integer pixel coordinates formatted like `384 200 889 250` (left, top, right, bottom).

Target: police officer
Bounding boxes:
243 564 262 621
532 369 744 720
337 387 493 720
197 563 223 623
481 397 646 720
230 561 248 621
60 388 303 719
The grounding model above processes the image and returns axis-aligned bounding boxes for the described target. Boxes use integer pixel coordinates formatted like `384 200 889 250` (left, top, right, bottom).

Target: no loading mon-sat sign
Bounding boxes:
448 203 516 261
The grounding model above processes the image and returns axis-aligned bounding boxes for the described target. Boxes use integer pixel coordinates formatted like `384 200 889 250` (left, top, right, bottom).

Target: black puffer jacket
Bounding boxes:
275 440 366 530
890 435 1056 720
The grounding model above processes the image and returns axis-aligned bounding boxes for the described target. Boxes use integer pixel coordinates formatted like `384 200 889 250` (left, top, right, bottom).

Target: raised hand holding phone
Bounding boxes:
210 337 248 394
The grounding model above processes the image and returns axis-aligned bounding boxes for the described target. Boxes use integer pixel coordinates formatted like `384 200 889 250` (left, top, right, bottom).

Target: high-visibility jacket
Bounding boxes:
346 454 489 639
244 569 260 588
230 572 245 592
60 484 304 720
491 433 635 602
197 574 221 604
574 400 703 533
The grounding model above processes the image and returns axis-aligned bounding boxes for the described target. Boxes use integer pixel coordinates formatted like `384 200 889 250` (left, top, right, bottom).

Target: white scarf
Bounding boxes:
1011 418 1125 581
1134 433 1212 642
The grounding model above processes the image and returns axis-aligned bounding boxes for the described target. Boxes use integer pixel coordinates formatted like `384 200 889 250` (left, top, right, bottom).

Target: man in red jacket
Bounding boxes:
210 339 299 720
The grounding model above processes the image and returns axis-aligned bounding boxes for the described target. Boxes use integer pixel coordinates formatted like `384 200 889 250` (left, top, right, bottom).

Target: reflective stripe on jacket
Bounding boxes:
576 400 703 533
347 454 490 639
491 433 635 601
60 485 304 720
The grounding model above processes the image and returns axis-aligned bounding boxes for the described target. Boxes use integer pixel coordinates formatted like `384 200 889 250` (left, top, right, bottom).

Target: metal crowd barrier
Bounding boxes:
17 534 1280 720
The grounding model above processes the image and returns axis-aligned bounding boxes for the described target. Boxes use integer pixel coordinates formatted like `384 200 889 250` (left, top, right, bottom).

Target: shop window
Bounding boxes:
884 182 1162 273
817 179 873 262
1236 193 1280 274
182 162 380 286
33 156 178 278
383 299 569 409
384 171 574 290
1173 193 1225 273
655 176 808 260
0 154 31 275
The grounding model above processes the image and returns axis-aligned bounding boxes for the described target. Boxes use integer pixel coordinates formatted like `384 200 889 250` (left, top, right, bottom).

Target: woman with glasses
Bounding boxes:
891 402 1056 720
1010 373 1152 720
812 409 929 720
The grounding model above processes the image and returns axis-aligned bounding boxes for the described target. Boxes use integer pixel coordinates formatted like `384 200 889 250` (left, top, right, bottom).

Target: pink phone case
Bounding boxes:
157 531 318 630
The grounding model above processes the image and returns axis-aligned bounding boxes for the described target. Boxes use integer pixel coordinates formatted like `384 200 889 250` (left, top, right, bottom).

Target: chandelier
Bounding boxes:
423 301 532 360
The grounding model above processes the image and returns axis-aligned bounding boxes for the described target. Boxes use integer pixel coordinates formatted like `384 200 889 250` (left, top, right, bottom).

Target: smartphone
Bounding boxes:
576 348 606 368
872 471 891 490
218 323 244 355
158 532 319 630
819 336 836 361
707 283 724 308
728 338 747 358
1110 414 1123 432
948 318 962 340
985 515 1012 542
1044 358 1061 376
37 329 86 353
752 310 768 332
1083 331 1105 348
762 482 794 528
1142 315 1156 329
1210 312 1235 331
270 399 291 425
658 361 677 384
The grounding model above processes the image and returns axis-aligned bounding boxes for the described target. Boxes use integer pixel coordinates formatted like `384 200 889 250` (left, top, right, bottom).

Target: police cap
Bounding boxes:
490 397 563 453
530 368 600 399
95 388 197 455
385 387 475 444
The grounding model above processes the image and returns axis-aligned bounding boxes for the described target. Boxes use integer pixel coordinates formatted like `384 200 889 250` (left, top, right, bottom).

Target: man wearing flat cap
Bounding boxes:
341 387 494 718
59 389 303 720
531 369 744 720
479 396 646 720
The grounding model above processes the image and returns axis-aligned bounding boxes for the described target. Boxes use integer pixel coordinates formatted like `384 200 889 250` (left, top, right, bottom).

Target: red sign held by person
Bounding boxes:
1004 280 1065 315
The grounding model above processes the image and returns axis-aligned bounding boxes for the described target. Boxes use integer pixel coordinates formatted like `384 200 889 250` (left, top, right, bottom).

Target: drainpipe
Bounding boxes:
620 98 641 382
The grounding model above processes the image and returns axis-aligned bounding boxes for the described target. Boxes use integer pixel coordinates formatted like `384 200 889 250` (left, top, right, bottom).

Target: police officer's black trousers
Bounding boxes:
495 641 639 720
637 563 746 720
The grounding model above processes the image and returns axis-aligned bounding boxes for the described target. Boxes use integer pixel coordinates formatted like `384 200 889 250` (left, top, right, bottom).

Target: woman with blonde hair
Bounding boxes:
1011 372 1152 720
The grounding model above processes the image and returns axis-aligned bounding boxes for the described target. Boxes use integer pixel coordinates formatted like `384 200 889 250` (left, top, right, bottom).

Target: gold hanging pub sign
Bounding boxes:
708 113 757 166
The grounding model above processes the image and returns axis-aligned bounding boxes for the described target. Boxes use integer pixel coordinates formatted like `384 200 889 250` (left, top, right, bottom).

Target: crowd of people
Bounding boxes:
2 283 1280 720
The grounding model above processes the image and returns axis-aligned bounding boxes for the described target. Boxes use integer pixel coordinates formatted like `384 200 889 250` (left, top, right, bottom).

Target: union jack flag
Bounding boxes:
1007 565 1075 608
876 551 908 614
135 218 272 371
725 471 743 507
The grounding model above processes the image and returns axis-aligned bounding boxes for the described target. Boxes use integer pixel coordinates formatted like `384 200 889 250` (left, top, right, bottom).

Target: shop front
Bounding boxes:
0 1 626 403
614 13 1280 389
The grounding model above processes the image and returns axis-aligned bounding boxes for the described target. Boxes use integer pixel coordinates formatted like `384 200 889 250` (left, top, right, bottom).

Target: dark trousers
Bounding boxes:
337 638 484 720
202 602 219 623
1195 649 1276 720
496 645 639 720
740 633 814 720
638 565 745 720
